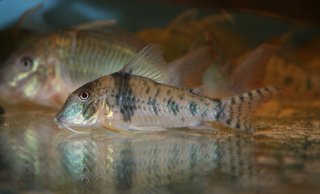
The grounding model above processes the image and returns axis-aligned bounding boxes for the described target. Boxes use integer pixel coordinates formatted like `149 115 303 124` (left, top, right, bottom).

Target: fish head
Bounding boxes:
0 38 58 105
55 82 100 128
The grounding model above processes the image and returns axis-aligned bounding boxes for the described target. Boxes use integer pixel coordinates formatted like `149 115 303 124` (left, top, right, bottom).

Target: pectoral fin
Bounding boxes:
99 122 132 135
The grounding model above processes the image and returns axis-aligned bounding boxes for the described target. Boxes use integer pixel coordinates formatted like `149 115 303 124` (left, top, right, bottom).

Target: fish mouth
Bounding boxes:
54 114 93 133
54 116 65 129
54 117 89 133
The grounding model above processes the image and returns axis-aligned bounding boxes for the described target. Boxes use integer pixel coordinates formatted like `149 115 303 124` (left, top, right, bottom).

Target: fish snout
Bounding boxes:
54 114 67 129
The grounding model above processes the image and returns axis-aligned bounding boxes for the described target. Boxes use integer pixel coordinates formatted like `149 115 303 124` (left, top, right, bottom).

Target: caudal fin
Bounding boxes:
218 86 281 131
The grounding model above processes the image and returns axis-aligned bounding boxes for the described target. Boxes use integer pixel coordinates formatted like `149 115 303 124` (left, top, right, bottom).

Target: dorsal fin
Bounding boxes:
119 44 169 84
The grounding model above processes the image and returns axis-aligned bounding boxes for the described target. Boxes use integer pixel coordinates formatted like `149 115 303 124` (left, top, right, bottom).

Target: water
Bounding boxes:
0 103 319 194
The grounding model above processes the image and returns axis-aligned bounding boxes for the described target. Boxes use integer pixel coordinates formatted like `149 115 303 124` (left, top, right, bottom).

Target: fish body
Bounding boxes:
0 29 144 107
55 45 280 132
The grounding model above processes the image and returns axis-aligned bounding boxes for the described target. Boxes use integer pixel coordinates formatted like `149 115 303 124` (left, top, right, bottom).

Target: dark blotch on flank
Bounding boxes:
147 97 159 115
256 89 263 97
112 72 136 122
82 101 97 120
115 142 135 191
214 99 223 120
167 98 180 115
145 87 150 94
239 95 244 103
155 88 160 97
189 102 199 116
166 89 171 96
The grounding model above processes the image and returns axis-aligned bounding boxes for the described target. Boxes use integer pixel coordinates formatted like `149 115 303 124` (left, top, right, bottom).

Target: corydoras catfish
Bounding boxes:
0 29 146 107
55 45 281 133
0 27 213 108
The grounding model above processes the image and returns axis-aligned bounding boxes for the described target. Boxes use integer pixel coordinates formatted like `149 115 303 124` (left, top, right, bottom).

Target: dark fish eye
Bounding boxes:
18 57 34 71
79 90 91 101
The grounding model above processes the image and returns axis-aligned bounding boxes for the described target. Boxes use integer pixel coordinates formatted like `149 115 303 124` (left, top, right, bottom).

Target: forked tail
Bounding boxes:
218 86 281 131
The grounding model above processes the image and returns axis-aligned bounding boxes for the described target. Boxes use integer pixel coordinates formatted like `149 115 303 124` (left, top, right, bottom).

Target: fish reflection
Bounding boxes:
57 131 219 193
1 109 320 193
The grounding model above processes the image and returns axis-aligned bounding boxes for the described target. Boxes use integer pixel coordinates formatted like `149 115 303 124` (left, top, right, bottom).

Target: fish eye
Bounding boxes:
78 90 91 101
18 56 34 71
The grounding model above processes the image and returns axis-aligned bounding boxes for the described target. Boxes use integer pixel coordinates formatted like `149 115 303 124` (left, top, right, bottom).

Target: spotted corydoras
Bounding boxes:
55 44 281 133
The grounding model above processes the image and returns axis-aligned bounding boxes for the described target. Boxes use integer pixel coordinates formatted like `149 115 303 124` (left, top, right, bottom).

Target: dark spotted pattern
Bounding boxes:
145 87 150 94
155 88 160 97
214 99 223 120
201 108 209 118
112 72 137 122
167 98 180 115
147 97 159 115
189 102 199 116
264 87 270 93
82 101 97 120
256 89 263 97
239 95 244 103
